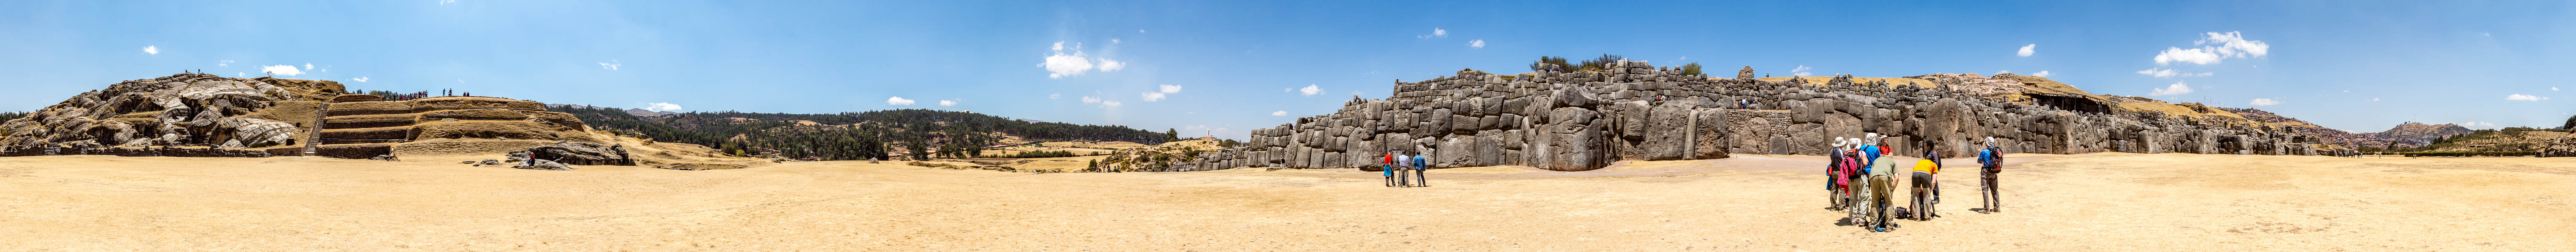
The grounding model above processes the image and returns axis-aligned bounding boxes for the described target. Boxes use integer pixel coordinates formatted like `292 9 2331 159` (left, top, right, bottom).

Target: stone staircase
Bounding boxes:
303 103 328 156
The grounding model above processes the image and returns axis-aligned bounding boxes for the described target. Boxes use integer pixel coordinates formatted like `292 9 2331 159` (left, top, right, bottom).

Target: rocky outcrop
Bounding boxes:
518 141 634 166
2539 134 2576 158
1 73 340 149
1179 60 2318 172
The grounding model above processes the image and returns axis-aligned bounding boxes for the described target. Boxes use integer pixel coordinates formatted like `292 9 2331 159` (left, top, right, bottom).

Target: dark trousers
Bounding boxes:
1384 165 1397 187
1981 170 2001 212
1410 165 1428 186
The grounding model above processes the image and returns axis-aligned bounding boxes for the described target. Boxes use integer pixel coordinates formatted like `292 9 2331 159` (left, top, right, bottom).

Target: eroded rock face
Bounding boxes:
523 141 634 166
1 73 337 149
1184 60 2318 172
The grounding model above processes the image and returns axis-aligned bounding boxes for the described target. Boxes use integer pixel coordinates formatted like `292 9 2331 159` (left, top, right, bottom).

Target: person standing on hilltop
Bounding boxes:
1976 137 2005 213
1383 150 1399 187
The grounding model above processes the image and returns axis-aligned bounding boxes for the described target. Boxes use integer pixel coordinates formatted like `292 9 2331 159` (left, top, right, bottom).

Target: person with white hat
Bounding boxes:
1827 136 1850 208
1976 137 2005 213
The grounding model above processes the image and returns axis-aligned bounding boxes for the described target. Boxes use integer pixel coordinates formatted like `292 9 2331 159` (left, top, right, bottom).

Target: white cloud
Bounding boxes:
260 65 305 76
2370 98 2381 102
2249 98 2283 106
349 77 369 82
2341 90 2350 93
1271 110 1288 116
2017 44 2035 57
2555 87 2561 91
1790 65 1812 76
2031 71 2053 77
1039 41 1124 78
1049 93 1062 100
1141 92 1166 102
2507 94 2550 101
2136 68 2179 78
1111 38 1121 43
1097 58 1125 71
1041 53 1094 79
439 0 457 4
1468 39 1485 48
1100 100 1122 108
303 63 313 70
1299 84 1321 96
2155 31 2269 65
1995 70 2011 75
1158 84 1182 94
886 97 916 105
217 60 232 66
2148 82 2194 96
939 100 957 106
143 46 158 55
2188 72 2214 77
2460 121 2497 129
1081 96 1101 104
644 102 683 112
1418 28 1447 39
598 60 620 70
1138 29 1146 33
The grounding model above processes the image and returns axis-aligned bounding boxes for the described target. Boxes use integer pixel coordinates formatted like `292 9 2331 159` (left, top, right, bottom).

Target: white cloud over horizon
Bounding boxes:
886 97 916 105
1040 41 1126 79
2017 44 2034 57
2507 94 2550 101
644 102 683 112
2031 71 2053 77
2149 82 2194 96
143 46 158 55
349 77 369 82
1299 84 1321 96
939 100 957 106
1418 28 1446 39
598 60 620 70
260 65 304 76
1271 110 1287 116
1081 96 1101 104
1100 100 1122 108
1158 84 1182 94
2249 98 2283 106
2137 68 2177 78
1468 39 1485 48
217 60 231 66
1141 92 1166 101
2155 31 2270 65
1790 65 1812 76
2460 121 2497 129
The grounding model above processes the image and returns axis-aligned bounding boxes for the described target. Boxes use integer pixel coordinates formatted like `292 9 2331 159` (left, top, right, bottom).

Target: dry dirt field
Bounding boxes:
2 153 2571 251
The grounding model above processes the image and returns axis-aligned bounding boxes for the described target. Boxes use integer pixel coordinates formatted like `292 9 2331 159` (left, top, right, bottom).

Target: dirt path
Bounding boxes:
0 153 2568 251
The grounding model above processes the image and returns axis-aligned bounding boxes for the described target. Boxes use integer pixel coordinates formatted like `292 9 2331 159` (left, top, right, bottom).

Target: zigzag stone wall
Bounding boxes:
1175 60 2320 172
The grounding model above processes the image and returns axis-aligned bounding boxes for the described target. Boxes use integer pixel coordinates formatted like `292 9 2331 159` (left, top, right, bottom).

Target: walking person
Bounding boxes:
1409 151 1430 187
1383 150 1399 187
1976 137 2005 213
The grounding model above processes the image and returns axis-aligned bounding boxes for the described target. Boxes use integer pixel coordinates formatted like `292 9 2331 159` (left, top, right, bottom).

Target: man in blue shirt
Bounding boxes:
1409 151 1431 187
1859 134 1883 174
1976 137 2004 213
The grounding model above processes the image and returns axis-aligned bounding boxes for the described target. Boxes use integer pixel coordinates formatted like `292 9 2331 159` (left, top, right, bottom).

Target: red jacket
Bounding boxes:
1384 153 1395 164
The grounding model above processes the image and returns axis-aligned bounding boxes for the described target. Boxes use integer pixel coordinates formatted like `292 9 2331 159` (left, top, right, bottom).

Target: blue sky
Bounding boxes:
4 0 2571 139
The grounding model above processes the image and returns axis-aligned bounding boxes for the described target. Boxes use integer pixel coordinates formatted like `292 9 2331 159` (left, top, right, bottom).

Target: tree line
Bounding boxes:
551 106 1174 161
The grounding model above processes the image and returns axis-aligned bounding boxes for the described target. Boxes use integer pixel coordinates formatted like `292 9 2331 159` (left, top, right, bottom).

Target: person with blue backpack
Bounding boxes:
1976 137 2004 213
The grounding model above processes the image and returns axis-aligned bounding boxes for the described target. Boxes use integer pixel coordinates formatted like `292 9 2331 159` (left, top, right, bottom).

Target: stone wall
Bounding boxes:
1174 60 2318 172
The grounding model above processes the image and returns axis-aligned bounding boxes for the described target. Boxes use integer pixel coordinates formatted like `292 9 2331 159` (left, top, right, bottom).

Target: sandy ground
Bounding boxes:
2 153 2571 251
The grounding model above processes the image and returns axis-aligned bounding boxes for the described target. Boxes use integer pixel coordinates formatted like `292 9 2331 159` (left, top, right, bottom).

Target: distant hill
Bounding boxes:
2371 122 2474 142
547 106 1176 161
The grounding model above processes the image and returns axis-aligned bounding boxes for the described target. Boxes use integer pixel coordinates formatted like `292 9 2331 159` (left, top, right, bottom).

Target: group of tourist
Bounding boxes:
1824 134 2006 232
1383 150 1430 187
